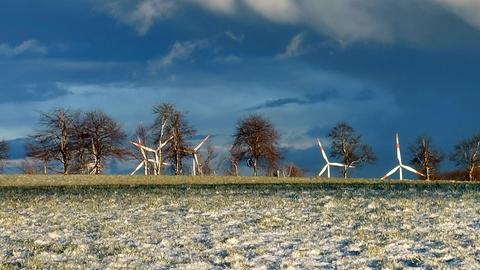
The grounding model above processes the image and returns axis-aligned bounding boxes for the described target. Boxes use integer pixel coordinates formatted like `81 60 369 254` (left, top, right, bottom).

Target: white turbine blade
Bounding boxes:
194 153 200 167
318 165 328 177
131 162 144 175
144 146 156 153
402 165 425 177
140 148 147 160
330 162 345 167
194 135 210 152
382 165 400 180
194 153 202 175
131 141 155 153
130 141 142 148
192 155 196 176
396 133 402 165
317 138 329 163
160 136 174 149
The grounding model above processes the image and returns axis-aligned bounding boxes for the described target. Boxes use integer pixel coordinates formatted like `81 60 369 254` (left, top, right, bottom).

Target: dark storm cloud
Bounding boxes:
1 0 480 177
245 89 339 111
246 98 306 111
0 83 71 104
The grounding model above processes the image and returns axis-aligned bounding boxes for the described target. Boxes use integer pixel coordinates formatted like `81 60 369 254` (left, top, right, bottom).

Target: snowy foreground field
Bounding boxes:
1 181 480 269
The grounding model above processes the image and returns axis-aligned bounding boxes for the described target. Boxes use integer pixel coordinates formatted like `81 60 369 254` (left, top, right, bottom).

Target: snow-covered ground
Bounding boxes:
0 184 479 269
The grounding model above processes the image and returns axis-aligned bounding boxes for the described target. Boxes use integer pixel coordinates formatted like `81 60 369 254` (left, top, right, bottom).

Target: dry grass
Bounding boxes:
0 175 477 188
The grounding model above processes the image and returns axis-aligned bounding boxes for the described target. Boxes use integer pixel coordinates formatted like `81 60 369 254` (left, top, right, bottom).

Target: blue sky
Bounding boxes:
1 0 480 177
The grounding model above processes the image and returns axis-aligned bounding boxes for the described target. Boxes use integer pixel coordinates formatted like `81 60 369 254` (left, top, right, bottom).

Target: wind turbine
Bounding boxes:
382 133 425 180
187 135 210 176
130 138 154 176
130 140 172 176
152 118 173 175
130 118 173 176
317 138 351 178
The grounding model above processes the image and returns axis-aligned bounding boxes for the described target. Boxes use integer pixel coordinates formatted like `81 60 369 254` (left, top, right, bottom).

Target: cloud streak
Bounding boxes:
97 0 480 45
148 39 210 71
277 31 308 59
99 0 177 36
245 89 340 111
224 30 244 43
0 40 47 57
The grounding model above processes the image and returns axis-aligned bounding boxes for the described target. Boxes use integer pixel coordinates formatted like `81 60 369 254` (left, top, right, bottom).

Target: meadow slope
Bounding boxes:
0 177 479 269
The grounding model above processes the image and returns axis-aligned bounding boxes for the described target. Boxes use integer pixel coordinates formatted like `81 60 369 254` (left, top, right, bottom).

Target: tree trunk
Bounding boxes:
469 167 475 181
176 151 181 175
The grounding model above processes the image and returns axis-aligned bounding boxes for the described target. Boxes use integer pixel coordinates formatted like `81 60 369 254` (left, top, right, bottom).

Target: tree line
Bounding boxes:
0 103 479 180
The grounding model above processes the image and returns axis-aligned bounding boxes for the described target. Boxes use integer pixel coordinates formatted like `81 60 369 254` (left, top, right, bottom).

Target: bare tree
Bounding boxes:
327 122 376 178
0 139 9 173
284 163 305 177
409 136 443 180
231 114 281 176
153 103 195 175
451 134 480 181
201 143 217 176
25 141 52 174
130 124 153 175
71 112 90 174
83 110 130 175
18 158 44 175
27 108 76 174
216 152 240 176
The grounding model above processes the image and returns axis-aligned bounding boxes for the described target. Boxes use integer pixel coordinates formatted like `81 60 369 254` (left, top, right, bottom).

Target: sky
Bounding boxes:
1 0 480 177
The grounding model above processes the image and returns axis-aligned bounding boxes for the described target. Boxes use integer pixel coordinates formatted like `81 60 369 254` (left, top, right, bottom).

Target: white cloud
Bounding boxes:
243 0 300 23
0 40 47 57
99 0 177 35
435 0 480 28
188 0 236 14
277 31 308 59
98 0 480 44
98 0 234 35
224 30 244 43
148 39 210 71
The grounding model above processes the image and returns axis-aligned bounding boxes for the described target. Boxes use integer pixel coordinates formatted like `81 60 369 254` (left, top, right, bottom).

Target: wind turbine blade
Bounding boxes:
382 165 400 180
330 162 345 167
402 165 425 177
130 141 142 148
160 136 174 149
131 141 155 153
317 138 329 163
396 133 402 165
318 165 328 177
141 146 156 153
140 148 147 160
194 135 210 152
194 153 201 175
192 154 196 176
131 162 144 175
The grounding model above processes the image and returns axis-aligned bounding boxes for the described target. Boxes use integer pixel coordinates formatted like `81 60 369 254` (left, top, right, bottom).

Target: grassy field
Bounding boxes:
0 176 479 269
0 175 477 188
